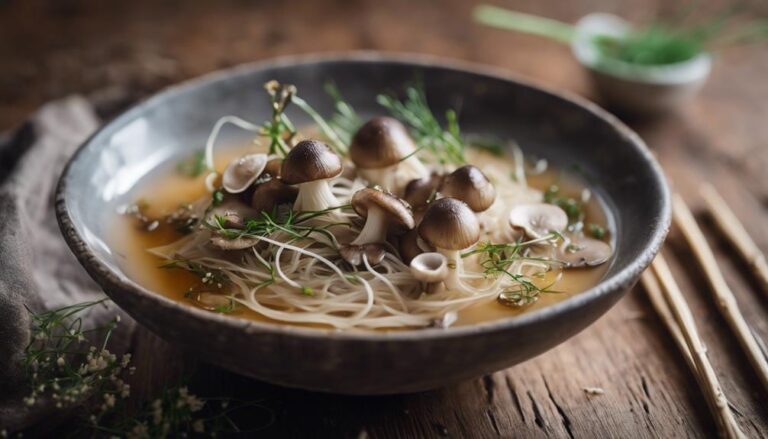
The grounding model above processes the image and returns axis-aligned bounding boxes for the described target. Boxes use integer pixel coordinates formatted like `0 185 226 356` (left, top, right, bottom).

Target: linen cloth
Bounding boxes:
0 97 135 431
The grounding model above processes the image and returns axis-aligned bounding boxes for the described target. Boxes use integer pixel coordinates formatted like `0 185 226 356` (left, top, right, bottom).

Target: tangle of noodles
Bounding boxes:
144 115 589 330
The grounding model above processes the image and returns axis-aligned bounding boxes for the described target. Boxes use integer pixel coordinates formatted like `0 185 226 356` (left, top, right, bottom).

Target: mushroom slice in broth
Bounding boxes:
508 204 569 239
222 153 268 194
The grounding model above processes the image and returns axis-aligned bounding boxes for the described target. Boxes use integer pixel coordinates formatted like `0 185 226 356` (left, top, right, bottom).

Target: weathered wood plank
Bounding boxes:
2 0 768 436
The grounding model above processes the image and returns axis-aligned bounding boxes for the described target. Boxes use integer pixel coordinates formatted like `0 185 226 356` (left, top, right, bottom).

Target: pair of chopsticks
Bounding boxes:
640 184 768 439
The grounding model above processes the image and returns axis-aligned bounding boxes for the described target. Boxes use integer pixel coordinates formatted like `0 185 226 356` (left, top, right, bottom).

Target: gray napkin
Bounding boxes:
0 97 136 431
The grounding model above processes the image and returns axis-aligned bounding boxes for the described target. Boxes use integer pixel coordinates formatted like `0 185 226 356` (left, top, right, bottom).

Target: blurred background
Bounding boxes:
0 0 765 126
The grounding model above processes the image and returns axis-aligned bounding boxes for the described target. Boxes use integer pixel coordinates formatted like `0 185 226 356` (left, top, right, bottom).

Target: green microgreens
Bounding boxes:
377 84 466 166
176 151 207 178
291 94 348 156
205 205 351 250
260 80 297 157
587 223 606 240
462 234 565 307
543 184 584 225
323 81 362 146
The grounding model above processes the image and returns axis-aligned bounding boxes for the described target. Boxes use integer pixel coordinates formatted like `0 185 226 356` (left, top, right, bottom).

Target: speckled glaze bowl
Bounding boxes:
56 53 670 395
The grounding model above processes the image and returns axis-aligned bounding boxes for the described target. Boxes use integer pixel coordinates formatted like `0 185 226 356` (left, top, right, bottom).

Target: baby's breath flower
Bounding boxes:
56 356 65 367
23 396 36 407
151 399 163 425
192 419 205 433
104 393 116 408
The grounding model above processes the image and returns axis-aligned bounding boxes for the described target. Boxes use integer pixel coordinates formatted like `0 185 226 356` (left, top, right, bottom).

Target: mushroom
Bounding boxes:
403 173 443 209
410 252 449 294
339 188 415 265
418 198 480 291
399 228 435 264
211 234 260 250
250 179 298 213
558 237 612 267
339 243 387 266
281 139 343 213
263 158 283 178
508 204 569 239
350 188 415 246
349 117 429 192
439 165 496 212
222 153 268 194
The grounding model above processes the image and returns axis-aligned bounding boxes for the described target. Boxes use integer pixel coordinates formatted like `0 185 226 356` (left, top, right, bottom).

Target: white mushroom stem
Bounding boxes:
358 157 429 193
351 207 388 245
437 248 466 292
294 179 341 213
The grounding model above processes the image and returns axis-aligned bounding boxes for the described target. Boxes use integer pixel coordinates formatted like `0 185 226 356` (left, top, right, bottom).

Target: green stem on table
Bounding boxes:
473 4 575 44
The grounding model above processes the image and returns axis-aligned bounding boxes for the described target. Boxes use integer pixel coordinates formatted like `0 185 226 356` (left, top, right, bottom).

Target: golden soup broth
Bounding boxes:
113 147 611 329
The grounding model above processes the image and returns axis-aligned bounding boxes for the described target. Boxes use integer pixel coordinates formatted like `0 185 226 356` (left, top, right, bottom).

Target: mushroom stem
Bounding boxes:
351 207 388 245
398 156 430 187
294 179 340 213
358 158 429 194
439 248 465 292
358 166 397 191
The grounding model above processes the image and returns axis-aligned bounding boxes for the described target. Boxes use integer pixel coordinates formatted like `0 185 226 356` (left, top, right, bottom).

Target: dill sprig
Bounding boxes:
206 205 351 249
377 84 466 166
23 299 133 416
463 234 564 307
260 81 297 157
323 82 362 146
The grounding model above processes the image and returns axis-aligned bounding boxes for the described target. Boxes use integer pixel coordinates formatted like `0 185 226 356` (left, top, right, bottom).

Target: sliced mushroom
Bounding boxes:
350 187 415 246
399 228 435 264
410 252 449 294
439 165 496 212
559 237 612 267
349 117 429 192
210 234 260 250
281 140 343 213
508 204 568 239
404 173 443 209
250 179 298 213
418 198 480 292
222 153 268 194
339 243 387 266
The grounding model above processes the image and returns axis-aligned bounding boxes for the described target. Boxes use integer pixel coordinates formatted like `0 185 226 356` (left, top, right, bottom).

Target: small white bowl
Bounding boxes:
571 13 712 114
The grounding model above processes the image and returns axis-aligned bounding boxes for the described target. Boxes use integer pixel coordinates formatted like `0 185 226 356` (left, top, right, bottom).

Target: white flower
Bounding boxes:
151 399 163 425
192 419 205 433
23 396 36 407
121 384 131 398
56 356 65 367
104 393 116 408
121 353 132 368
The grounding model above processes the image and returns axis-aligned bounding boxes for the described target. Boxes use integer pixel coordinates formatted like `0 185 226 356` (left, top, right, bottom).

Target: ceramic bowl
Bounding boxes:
56 53 670 394
572 13 712 114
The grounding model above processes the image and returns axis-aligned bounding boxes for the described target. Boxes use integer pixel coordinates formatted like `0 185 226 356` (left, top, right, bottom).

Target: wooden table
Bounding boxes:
2 0 767 436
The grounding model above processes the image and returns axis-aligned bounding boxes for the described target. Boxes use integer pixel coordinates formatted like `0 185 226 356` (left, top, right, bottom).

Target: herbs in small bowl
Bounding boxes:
474 5 768 113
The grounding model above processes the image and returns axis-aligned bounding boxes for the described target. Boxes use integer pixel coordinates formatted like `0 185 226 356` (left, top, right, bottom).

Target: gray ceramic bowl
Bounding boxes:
56 53 670 395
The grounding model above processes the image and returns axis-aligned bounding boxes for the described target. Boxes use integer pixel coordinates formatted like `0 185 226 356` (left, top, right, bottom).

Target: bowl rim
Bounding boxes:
55 51 671 341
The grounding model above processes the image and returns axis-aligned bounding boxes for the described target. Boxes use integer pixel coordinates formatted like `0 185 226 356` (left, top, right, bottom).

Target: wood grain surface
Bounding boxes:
2 0 767 437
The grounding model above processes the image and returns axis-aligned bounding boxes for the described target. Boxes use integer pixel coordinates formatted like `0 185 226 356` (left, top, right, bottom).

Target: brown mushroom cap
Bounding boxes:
349 117 417 169
418 198 480 250
559 237 612 267
281 140 343 185
250 179 299 213
262 158 283 178
439 165 496 212
351 188 415 230
404 173 443 209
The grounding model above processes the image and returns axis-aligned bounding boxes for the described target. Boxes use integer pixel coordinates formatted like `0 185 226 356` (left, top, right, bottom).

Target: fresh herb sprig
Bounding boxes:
324 82 362 146
19 300 274 437
161 259 230 288
377 84 466 166
23 299 132 414
260 81 298 157
207 205 351 248
463 234 564 307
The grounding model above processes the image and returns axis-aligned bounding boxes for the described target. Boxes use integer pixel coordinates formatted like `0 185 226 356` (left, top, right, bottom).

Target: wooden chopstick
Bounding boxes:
700 184 768 296
672 193 768 393
641 259 745 439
